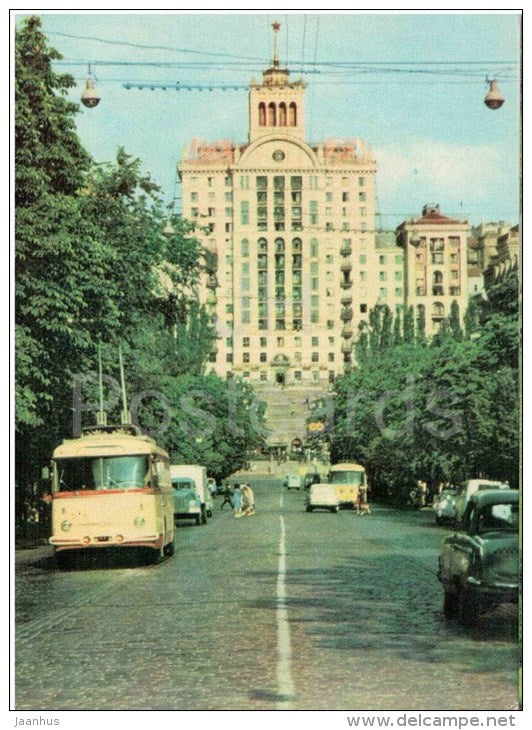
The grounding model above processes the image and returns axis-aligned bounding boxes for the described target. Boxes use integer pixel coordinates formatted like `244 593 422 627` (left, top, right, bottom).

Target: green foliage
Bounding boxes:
333 273 520 501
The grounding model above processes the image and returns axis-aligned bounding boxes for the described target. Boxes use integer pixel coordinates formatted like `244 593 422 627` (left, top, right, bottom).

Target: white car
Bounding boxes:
454 479 509 525
306 483 339 513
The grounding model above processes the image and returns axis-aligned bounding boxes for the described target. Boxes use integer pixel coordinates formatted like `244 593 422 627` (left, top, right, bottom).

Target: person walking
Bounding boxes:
242 484 256 516
358 485 371 515
220 483 234 510
233 484 243 518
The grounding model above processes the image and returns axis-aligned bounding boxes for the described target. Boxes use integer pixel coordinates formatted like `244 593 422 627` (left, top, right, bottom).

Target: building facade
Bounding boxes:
178 37 408 386
178 34 470 385
396 205 469 335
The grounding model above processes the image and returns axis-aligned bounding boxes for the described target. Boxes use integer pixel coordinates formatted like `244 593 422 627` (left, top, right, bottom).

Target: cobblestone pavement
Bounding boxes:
15 478 519 711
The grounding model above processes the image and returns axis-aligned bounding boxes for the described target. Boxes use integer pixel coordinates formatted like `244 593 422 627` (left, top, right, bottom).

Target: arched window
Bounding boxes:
258 102 266 126
279 102 287 126
432 302 444 317
258 237 268 252
433 271 443 284
268 102 277 126
289 102 297 126
274 238 285 253
292 237 302 252
416 304 425 319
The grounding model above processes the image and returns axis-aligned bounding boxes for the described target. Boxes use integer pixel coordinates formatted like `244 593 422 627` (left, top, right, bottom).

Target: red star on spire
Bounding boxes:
272 21 281 32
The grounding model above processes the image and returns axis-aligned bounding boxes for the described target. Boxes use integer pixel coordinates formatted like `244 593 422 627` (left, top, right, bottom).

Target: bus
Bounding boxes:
49 424 175 566
327 463 367 509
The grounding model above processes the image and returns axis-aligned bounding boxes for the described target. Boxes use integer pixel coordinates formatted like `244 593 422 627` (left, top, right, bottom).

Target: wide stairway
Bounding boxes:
253 384 329 447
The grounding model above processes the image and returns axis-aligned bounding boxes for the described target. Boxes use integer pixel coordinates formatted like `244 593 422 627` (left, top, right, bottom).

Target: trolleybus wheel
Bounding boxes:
164 538 175 557
201 506 208 525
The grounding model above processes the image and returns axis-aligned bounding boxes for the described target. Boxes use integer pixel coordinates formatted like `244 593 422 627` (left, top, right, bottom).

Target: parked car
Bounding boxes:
171 477 202 525
454 479 509 525
285 474 302 490
306 483 339 513
438 489 519 626
433 488 458 525
304 472 321 489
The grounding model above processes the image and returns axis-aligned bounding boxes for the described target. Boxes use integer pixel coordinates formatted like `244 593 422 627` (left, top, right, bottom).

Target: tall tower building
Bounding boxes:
178 23 393 390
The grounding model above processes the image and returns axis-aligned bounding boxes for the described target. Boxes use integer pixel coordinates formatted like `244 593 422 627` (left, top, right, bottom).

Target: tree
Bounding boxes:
380 305 393 350
403 305 415 344
393 308 403 346
449 300 463 341
416 305 426 345
464 297 480 340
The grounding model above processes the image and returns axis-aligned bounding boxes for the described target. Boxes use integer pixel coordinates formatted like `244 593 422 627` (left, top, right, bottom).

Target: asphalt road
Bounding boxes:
15 477 520 711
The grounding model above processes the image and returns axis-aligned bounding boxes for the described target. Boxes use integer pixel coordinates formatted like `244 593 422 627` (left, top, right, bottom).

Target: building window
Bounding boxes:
328 353 335 362
310 239 319 257
208 352 217 363
190 192 198 202
279 102 287 126
359 254 366 264
450 253 458 263
359 271 367 281
258 102 266 126
260 371 267 381
358 177 365 187
294 370 302 381
327 320 335 329
260 337 267 347
241 239 249 257
312 351 319 362
260 352 267 362
256 176 267 190
358 192 366 201
268 102 277 126
277 337 284 347
342 192 349 202
360 207 366 217
288 102 297 126
395 270 402 281
243 353 250 363
326 192 333 203
311 311 319 323
379 255 386 265
242 311 250 324
309 176 318 190
360 303 367 313
451 270 459 279
243 338 250 348
226 354 233 363
309 200 318 225
240 175 249 190
379 287 387 298
395 288 403 297
240 201 249 225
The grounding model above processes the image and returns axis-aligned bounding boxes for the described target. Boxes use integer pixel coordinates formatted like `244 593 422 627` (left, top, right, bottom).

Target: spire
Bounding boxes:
272 21 280 68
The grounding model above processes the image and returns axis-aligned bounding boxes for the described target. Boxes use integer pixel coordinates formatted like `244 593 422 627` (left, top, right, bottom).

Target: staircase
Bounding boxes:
253 384 329 448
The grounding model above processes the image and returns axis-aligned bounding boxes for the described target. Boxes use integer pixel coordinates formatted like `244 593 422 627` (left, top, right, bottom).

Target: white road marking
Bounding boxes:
276 511 295 707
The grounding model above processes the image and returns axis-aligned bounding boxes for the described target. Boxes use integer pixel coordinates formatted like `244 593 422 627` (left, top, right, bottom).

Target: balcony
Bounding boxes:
340 244 352 256
340 307 353 322
341 261 353 273
340 279 353 289
341 295 353 306
341 341 353 354
416 287 426 296
341 324 354 338
432 286 444 296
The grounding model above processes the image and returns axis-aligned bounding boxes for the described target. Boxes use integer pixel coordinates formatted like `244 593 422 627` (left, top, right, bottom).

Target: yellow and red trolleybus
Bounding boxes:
49 424 174 564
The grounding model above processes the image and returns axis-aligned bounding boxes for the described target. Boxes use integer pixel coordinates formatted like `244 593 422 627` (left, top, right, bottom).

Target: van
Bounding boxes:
454 478 509 525
306 484 339 513
327 463 367 509
170 465 213 524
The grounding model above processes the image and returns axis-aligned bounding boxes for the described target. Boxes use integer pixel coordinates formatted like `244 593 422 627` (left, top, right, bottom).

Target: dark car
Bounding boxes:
304 472 321 489
438 489 519 626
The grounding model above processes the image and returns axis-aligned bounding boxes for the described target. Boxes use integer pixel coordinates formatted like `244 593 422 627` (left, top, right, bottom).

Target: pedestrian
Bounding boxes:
220 483 234 510
233 484 243 518
358 485 371 515
242 484 256 516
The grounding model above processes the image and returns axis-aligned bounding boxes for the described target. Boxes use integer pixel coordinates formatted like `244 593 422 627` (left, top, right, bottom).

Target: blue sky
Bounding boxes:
19 11 521 229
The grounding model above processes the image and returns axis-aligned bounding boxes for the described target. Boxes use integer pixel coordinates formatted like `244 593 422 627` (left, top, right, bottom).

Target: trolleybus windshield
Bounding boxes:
54 456 150 491
329 470 366 486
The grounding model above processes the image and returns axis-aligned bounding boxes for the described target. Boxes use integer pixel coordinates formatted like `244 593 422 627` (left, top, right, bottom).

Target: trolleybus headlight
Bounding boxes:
116 534 124 543
134 516 145 528
61 520 72 532
82 536 90 545
189 499 197 508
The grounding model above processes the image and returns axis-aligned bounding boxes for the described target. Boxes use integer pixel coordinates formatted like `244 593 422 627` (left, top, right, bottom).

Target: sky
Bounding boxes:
16 10 521 229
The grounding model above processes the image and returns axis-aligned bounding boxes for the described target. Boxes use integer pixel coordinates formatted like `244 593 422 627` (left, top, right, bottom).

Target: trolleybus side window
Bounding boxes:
54 456 150 491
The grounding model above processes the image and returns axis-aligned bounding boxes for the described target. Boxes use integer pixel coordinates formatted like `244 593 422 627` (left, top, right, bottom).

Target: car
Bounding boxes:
433 488 458 525
285 474 302 490
171 477 203 525
170 465 212 524
306 483 339 513
438 489 519 626
304 472 321 489
454 478 509 525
